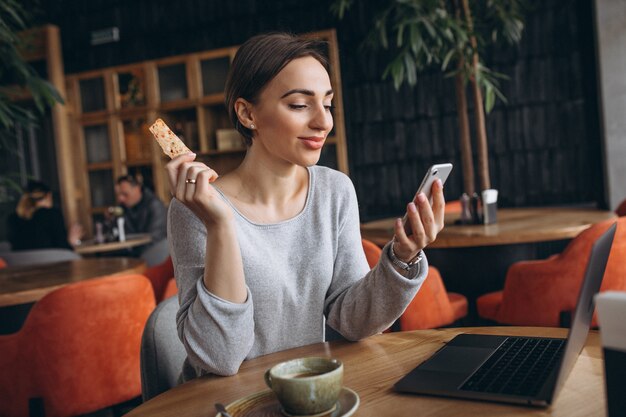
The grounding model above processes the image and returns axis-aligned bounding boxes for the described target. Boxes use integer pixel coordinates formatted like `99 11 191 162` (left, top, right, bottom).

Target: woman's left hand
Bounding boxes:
392 179 445 262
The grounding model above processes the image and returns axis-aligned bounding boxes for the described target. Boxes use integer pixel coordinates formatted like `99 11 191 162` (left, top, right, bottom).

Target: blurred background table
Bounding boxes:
360 207 617 248
74 233 152 256
0 257 145 307
126 327 603 417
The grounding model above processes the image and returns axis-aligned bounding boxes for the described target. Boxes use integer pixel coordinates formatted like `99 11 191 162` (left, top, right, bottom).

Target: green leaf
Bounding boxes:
404 53 417 86
485 84 495 113
441 48 456 71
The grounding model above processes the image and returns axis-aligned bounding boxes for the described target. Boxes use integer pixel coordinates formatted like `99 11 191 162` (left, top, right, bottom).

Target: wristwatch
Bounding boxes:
388 243 423 272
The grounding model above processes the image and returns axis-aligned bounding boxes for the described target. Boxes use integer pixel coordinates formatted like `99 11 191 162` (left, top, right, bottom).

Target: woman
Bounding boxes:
166 33 445 379
7 181 83 251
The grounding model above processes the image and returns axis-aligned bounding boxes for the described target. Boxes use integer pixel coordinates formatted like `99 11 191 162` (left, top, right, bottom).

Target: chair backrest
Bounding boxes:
0 257 6 269
2 248 81 266
616 199 626 217
399 266 456 330
163 277 178 300
140 296 187 401
498 217 626 326
0 274 156 417
361 238 382 268
143 256 174 302
140 238 170 267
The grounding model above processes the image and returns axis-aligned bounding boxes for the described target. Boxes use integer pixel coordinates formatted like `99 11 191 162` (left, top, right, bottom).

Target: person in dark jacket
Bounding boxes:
115 175 167 255
7 180 83 251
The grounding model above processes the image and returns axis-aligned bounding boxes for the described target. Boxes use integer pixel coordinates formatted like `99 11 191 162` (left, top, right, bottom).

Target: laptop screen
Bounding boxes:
551 222 616 397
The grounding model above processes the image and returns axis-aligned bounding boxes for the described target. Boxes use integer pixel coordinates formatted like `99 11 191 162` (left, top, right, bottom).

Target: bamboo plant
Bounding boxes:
332 0 526 195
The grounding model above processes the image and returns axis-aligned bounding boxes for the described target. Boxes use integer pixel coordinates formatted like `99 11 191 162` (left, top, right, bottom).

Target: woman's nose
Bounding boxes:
310 104 333 132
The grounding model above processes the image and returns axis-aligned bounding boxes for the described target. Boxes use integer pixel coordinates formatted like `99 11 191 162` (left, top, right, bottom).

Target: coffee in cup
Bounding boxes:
264 357 343 416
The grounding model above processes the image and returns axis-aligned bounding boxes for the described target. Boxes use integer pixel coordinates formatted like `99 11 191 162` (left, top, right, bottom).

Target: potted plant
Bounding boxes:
0 0 63 194
332 0 526 196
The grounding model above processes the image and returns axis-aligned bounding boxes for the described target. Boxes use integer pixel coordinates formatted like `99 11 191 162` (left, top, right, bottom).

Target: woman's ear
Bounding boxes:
234 98 255 129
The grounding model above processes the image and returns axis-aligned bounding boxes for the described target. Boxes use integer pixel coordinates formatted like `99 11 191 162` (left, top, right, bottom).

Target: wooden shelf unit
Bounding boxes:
65 29 349 236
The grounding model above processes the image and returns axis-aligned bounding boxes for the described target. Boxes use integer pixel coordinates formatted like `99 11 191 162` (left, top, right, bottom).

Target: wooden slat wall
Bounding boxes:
40 0 602 222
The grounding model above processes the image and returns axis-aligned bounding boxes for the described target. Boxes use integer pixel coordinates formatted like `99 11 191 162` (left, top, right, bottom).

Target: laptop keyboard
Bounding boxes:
460 337 565 397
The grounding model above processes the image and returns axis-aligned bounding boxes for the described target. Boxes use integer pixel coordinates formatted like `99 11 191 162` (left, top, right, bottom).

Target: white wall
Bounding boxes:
595 0 626 209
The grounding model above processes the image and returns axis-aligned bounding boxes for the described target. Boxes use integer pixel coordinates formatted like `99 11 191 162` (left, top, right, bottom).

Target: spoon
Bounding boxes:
214 402 233 417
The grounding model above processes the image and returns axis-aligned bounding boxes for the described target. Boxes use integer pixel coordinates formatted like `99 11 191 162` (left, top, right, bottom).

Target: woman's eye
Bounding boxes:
324 104 335 111
289 104 307 110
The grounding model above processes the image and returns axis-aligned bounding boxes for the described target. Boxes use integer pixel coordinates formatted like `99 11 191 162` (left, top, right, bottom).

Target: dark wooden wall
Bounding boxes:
33 0 602 222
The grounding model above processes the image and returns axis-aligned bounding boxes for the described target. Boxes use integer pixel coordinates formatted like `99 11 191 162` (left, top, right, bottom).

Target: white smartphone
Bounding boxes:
402 163 453 235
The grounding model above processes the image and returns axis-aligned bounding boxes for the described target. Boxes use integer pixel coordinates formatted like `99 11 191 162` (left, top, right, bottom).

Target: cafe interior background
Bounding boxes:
1 0 626 415
1 0 625 243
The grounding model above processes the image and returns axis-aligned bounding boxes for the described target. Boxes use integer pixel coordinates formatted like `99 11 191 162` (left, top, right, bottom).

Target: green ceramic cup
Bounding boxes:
264 357 343 415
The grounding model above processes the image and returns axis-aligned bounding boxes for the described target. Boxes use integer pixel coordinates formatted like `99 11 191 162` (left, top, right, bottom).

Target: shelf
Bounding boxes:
87 162 113 170
199 93 226 106
126 160 153 167
197 148 246 156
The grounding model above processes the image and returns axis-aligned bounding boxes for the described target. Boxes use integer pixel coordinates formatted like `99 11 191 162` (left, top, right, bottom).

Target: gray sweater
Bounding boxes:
167 165 428 380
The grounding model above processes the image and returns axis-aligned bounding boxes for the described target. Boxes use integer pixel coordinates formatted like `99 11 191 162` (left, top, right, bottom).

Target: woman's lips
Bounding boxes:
299 137 325 150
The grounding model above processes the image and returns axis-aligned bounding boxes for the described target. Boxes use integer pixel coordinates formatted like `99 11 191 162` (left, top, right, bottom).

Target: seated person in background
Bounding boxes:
7 180 83 251
167 32 445 380
115 175 167 255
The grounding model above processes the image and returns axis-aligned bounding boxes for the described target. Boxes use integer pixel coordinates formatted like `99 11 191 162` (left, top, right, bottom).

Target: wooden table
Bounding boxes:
126 327 604 417
74 233 152 255
0 257 145 307
361 207 617 248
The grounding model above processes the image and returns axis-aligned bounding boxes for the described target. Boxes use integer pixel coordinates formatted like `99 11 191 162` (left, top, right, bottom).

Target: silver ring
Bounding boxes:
185 178 197 184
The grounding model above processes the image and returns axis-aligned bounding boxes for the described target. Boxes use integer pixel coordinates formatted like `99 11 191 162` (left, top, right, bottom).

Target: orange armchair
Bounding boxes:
143 256 174 302
360 239 468 330
0 257 6 269
477 218 626 327
0 274 156 417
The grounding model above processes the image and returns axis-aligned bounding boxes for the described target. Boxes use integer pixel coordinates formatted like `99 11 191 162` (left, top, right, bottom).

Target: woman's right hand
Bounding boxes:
166 153 234 226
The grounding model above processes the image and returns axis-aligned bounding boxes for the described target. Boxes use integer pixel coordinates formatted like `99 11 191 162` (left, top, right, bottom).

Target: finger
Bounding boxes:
176 162 209 199
392 217 418 261
193 170 216 205
406 201 426 243
431 179 445 228
166 153 196 192
393 217 410 245
415 193 437 242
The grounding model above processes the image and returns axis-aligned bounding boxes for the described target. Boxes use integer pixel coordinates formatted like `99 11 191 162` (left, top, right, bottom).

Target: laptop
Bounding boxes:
394 222 617 407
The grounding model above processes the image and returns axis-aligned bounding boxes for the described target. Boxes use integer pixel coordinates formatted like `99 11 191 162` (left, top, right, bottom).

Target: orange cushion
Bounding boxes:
143 257 174 302
476 291 503 321
163 278 178 300
448 292 468 321
400 267 458 330
616 199 626 217
361 239 382 268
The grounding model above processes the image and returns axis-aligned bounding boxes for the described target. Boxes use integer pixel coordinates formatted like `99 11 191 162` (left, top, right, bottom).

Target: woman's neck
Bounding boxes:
217 150 309 223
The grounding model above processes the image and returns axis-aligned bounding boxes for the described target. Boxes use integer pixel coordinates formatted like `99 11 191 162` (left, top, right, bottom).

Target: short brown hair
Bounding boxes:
225 32 329 146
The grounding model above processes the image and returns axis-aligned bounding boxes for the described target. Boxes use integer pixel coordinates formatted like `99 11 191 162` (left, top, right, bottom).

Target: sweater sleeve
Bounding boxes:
324 174 428 340
167 199 255 376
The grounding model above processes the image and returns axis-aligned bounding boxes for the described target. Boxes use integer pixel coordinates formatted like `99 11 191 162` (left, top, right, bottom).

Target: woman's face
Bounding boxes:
249 56 334 168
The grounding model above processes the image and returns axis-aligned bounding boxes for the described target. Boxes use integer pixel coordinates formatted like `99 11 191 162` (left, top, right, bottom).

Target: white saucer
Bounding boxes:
217 387 359 417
